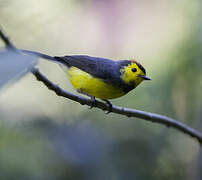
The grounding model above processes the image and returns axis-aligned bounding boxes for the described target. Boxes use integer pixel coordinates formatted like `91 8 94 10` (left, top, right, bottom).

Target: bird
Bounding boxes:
21 50 151 110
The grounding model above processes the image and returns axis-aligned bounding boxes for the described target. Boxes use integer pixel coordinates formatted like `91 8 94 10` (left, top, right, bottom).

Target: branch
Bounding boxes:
1 28 202 145
31 68 202 144
0 29 15 50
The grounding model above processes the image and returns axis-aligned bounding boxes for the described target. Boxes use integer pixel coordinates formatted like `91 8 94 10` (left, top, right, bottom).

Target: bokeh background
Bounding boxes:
0 0 202 179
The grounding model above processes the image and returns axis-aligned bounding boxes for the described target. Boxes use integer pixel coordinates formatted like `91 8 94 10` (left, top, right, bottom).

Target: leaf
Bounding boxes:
0 49 38 90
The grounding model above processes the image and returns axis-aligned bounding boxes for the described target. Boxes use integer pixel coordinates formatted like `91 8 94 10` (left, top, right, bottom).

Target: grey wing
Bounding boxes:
54 55 120 81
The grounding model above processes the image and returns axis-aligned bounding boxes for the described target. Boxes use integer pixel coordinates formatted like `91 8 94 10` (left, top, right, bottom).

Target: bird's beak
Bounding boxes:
138 75 151 80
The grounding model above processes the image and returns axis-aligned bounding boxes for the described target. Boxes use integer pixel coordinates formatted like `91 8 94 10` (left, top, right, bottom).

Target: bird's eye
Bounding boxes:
131 68 137 72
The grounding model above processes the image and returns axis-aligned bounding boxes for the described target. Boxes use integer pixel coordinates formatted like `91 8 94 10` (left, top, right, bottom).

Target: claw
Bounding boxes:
89 96 96 109
103 99 113 114
76 89 97 109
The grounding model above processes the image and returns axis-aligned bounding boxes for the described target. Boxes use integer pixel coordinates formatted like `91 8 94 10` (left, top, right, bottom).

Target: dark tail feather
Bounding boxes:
21 49 62 64
21 50 71 68
54 56 70 67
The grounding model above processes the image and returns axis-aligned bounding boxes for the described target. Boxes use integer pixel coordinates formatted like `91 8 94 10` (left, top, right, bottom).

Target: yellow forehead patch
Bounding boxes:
120 63 145 86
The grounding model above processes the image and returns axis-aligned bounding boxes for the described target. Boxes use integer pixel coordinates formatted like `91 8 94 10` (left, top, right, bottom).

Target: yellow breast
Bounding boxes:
67 67 125 99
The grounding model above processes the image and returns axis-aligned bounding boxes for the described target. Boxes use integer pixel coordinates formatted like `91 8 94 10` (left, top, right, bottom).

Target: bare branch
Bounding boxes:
0 29 15 50
31 68 202 144
1 28 202 144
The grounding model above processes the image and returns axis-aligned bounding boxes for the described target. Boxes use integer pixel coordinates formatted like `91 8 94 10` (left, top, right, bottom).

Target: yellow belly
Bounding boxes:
67 67 125 99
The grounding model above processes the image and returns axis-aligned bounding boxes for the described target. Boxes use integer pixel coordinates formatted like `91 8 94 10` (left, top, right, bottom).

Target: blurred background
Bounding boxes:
0 0 202 179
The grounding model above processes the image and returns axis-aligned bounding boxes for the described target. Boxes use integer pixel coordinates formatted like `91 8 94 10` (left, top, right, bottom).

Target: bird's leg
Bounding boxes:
77 89 96 109
103 99 113 114
89 96 96 109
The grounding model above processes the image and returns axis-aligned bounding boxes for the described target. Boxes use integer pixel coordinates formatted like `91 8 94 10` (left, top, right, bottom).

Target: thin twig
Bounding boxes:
31 68 202 144
1 28 202 144
0 29 15 50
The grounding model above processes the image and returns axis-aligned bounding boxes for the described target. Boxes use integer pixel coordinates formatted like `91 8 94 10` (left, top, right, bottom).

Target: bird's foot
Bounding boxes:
77 89 97 109
89 96 96 109
103 99 113 114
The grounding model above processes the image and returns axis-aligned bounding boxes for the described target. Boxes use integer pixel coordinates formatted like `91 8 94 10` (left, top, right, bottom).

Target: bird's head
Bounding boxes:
119 59 151 87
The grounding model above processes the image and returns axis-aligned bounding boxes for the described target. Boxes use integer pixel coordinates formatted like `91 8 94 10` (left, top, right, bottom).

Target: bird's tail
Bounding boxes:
21 49 63 64
20 49 73 69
